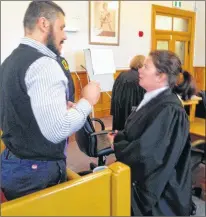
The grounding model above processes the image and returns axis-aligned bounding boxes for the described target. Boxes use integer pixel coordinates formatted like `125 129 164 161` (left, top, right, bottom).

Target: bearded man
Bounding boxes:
0 1 100 200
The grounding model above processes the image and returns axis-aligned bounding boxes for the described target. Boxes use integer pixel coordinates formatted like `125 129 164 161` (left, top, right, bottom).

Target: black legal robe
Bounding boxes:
111 68 145 131
113 89 192 216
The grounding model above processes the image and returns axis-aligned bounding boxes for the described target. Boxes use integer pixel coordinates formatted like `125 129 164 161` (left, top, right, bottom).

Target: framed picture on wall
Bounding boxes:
89 1 121 46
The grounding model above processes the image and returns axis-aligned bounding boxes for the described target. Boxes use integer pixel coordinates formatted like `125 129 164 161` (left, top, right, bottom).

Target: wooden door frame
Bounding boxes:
151 5 196 74
155 34 173 50
172 35 190 70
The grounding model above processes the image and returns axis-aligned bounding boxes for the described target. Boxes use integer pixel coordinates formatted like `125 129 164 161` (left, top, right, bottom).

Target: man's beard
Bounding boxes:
46 28 62 56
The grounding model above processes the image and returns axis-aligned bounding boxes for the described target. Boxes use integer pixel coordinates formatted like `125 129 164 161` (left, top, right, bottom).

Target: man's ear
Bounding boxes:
37 17 50 33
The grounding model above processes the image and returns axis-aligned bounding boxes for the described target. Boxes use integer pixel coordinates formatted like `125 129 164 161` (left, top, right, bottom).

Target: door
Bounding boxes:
155 34 172 51
154 35 190 71
172 35 190 71
151 5 196 74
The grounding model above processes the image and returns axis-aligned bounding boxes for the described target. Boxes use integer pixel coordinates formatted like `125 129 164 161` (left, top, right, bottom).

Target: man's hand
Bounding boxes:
67 101 76 109
82 81 101 106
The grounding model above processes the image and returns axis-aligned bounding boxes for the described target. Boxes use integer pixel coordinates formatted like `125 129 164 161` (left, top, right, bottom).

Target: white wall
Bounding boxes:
1 1 205 71
193 1 205 66
1 1 30 63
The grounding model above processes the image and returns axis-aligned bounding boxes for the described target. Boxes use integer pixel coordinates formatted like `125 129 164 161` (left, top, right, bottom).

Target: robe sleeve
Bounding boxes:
113 105 190 211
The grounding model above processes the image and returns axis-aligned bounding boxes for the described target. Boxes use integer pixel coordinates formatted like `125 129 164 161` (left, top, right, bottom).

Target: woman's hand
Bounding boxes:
107 130 118 150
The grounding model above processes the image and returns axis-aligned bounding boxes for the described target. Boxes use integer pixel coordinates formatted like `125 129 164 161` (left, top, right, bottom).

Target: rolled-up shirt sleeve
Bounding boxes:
25 56 92 143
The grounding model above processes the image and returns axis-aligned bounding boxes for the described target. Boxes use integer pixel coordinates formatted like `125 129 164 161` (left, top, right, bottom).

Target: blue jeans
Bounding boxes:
1 149 67 200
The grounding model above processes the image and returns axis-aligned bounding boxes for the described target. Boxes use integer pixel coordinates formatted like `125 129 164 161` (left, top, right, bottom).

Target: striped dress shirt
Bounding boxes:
22 37 92 144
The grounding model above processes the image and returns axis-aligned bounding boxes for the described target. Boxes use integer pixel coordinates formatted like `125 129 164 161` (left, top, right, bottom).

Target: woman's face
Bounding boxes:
138 56 163 92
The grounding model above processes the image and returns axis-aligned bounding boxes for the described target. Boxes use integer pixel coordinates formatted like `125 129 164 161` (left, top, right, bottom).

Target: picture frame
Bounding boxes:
89 1 121 46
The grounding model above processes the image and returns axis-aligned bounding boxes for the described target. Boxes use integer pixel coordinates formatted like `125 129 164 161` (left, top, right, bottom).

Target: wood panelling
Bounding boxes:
71 70 126 118
193 67 206 91
71 72 88 102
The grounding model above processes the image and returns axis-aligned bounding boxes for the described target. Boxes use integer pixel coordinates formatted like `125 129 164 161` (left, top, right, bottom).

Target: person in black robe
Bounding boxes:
111 55 146 130
108 50 196 216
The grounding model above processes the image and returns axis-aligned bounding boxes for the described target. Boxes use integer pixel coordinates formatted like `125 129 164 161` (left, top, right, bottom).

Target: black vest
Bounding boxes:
0 44 74 160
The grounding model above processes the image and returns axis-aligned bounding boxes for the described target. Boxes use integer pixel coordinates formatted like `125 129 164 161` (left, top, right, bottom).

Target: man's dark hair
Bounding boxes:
149 50 196 100
23 1 65 31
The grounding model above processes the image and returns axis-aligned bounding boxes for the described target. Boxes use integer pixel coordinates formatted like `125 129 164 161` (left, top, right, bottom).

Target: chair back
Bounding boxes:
75 116 98 157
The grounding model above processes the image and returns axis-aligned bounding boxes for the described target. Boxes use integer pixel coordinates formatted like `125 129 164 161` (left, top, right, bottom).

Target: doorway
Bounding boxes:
151 5 196 74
